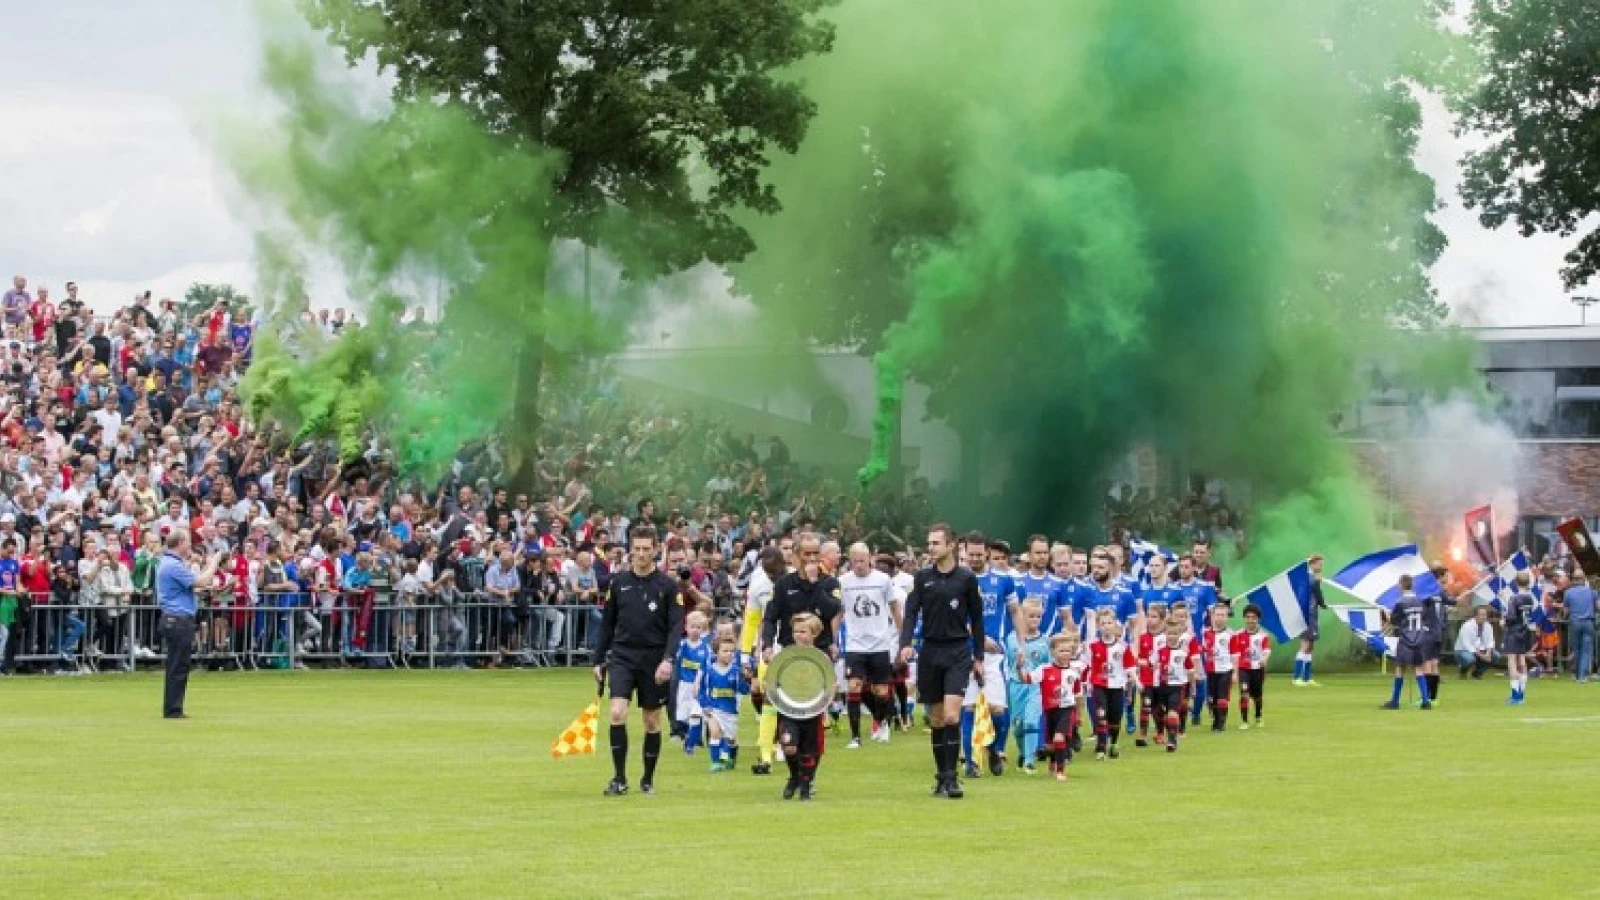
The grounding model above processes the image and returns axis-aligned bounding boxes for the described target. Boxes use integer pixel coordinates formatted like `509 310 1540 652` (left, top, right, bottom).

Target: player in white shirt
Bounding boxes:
839 543 903 748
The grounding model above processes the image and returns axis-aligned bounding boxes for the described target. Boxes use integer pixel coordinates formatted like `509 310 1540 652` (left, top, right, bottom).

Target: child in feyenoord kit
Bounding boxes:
777 613 829 801
1133 600 1169 747
1160 610 1200 752
1030 632 1085 781
1232 605 1271 730
1087 610 1137 760
1201 604 1237 732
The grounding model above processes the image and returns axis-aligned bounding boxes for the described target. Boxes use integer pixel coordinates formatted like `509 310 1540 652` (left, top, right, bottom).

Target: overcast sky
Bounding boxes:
0 1 1586 328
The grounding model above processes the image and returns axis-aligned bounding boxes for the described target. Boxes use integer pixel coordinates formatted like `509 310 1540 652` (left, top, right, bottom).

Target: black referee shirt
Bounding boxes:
762 571 843 653
594 567 684 663
899 563 985 662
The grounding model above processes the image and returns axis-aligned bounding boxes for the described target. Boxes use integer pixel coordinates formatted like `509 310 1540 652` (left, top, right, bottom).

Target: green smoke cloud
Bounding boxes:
742 0 1467 569
213 7 603 479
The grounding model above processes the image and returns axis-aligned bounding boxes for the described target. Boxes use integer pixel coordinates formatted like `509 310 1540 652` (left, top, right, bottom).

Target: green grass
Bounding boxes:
4 668 1598 898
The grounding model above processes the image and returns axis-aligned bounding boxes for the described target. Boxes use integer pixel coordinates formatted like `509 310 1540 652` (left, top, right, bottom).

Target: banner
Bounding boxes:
1556 518 1600 575
1464 505 1497 570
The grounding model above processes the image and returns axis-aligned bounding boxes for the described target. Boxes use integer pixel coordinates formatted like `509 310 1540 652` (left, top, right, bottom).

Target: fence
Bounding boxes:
0 590 611 674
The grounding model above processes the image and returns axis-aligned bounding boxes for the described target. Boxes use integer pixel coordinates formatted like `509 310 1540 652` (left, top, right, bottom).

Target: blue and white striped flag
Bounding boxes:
1130 539 1176 586
1238 561 1315 642
1330 544 1441 610
1331 605 1395 658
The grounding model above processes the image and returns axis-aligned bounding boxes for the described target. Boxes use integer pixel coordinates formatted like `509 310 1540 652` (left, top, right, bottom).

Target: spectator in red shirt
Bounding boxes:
28 286 54 344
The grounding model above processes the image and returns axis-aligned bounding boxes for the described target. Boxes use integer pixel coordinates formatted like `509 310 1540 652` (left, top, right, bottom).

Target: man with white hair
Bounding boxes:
839 542 902 748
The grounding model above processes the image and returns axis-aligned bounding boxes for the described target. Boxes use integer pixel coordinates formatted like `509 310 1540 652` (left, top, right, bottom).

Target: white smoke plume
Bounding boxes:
1382 394 1522 560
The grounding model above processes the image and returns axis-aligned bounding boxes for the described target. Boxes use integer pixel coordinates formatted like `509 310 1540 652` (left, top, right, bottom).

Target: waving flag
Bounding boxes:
1471 550 1553 631
1130 539 1176 586
1238 561 1315 641
971 691 996 750
1464 505 1498 570
1331 605 1396 658
1331 545 1440 610
1471 550 1537 608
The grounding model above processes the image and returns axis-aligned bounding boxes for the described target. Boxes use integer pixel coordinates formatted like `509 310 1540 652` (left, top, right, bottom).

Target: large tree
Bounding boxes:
299 0 835 486
1457 0 1600 290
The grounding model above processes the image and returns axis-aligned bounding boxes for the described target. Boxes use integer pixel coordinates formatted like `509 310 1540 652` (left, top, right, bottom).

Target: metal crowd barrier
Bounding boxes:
0 590 609 675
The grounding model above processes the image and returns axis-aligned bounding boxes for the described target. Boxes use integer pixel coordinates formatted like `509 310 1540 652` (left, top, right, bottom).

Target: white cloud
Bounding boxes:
64 196 122 237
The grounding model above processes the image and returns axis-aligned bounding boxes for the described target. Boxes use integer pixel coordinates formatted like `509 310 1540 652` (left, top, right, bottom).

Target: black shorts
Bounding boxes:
916 643 973 701
1238 668 1264 698
1206 671 1234 703
1044 707 1076 742
1154 685 1184 714
777 713 825 756
1091 686 1125 724
608 650 666 710
1422 637 1442 662
845 651 894 685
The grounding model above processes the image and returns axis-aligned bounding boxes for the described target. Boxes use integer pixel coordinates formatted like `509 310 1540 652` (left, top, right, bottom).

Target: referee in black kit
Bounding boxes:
898 523 984 799
592 526 683 797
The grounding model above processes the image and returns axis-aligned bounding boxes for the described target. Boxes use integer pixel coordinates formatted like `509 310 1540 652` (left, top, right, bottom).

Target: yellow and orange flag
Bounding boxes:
551 699 601 759
972 691 995 750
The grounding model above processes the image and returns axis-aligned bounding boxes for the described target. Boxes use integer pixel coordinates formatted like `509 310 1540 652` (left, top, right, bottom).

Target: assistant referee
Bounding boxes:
592 526 683 797
155 530 223 720
899 523 984 799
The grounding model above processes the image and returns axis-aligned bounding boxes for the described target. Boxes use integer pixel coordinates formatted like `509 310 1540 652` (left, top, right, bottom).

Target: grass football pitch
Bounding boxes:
5 668 1598 898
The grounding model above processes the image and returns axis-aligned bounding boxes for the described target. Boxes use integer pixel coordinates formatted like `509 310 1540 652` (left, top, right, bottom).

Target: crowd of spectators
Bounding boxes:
1105 481 1246 558
0 272 943 677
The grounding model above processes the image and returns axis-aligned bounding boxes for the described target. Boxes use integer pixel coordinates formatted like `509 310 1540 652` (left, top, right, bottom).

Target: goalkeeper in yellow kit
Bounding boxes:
740 545 790 775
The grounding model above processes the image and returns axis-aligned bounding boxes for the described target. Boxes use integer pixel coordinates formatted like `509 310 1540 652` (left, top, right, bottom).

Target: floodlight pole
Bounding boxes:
1573 296 1599 326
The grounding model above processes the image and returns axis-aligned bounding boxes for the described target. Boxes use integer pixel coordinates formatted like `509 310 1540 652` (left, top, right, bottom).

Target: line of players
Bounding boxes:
665 530 1275 794
942 533 1269 782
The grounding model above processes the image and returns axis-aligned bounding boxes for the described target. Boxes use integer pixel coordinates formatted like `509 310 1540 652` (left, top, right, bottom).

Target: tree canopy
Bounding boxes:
1457 0 1600 290
288 0 836 485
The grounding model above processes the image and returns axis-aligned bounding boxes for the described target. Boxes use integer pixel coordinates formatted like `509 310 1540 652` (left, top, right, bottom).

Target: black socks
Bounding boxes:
610 724 628 780
642 731 661 782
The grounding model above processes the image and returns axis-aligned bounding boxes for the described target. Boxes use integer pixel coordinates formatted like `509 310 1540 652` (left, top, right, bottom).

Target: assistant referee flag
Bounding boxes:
551 699 600 759
972 692 996 750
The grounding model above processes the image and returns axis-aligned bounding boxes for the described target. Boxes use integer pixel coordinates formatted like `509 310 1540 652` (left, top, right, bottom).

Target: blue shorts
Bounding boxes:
1008 682 1041 724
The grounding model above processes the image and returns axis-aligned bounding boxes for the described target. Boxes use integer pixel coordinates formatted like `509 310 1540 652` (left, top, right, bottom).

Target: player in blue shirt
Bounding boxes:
1502 572 1538 705
1014 535 1067 636
674 611 711 754
1109 543 1143 594
697 637 746 771
1056 546 1095 635
1382 575 1434 710
1174 553 1221 728
961 533 1015 776
1141 555 1184 616
969 536 1018 644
